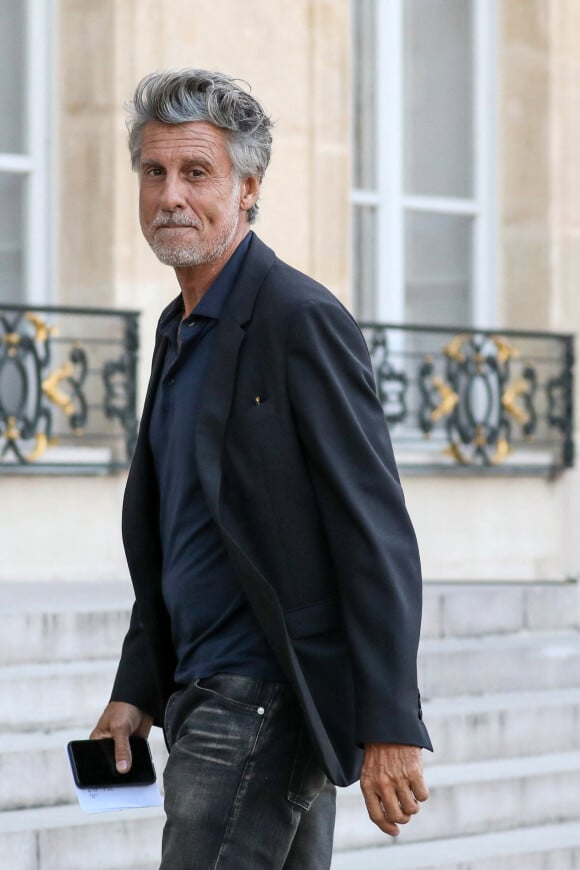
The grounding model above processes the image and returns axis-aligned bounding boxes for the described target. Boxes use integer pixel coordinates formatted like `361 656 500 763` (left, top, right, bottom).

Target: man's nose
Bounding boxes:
157 175 187 211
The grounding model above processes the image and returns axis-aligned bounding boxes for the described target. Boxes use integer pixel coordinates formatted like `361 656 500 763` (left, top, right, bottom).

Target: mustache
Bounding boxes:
151 212 199 228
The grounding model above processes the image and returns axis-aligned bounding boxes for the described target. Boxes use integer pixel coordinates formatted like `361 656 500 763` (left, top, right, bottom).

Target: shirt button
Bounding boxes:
168 378 175 385
257 706 265 716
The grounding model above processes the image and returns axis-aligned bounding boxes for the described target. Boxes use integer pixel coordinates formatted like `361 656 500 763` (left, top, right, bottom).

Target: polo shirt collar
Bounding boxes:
157 231 253 338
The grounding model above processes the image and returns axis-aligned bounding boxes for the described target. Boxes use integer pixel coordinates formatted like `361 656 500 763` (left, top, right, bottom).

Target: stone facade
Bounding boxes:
57 0 351 397
5 0 580 583
500 0 580 354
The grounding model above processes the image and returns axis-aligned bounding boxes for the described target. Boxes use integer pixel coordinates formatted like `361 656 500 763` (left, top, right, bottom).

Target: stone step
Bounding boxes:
1 581 578 667
0 804 164 870
421 581 580 639
1 580 577 868
334 751 580 850
0 582 131 666
419 629 580 697
0 660 117 733
331 820 580 869
0 687 576 813
4 630 580 734
0 688 576 813
422 686 580 765
0 728 168 813
3 753 580 868
1 685 577 812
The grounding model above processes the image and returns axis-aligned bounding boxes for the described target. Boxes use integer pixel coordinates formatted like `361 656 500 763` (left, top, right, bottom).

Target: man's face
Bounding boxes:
138 120 253 268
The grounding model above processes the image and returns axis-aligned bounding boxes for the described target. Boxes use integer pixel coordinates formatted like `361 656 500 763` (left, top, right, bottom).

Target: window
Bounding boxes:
352 0 496 327
0 0 53 304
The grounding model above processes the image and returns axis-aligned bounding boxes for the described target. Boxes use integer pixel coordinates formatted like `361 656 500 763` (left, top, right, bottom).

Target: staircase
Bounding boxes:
0 583 166 870
0 581 579 869
332 582 580 869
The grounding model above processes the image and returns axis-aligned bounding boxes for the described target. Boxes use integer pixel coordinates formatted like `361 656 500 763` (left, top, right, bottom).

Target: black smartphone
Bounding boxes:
67 737 156 789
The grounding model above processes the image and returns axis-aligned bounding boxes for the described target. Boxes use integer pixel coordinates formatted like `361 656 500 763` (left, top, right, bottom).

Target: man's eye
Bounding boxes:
145 167 163 177
190 169 204 178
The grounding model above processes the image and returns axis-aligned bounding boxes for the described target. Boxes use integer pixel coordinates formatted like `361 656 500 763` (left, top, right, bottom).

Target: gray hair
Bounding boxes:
126 69 273 223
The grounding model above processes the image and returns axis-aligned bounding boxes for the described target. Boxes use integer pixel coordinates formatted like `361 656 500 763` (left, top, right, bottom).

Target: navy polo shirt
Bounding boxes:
148 232 283 685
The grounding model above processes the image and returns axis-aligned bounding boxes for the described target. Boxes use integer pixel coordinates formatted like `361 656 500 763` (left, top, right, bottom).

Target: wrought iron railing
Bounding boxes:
361 323 574 476
0 308 574 476
0 305 138 473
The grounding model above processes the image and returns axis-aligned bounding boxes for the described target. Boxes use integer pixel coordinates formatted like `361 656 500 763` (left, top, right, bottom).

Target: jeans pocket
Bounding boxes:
163 688 185 749
194 676 266 715
287 725 328 811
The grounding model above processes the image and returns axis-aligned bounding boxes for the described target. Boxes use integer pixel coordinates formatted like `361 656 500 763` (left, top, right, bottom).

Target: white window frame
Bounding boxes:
352 0 497 328
0 0 54 305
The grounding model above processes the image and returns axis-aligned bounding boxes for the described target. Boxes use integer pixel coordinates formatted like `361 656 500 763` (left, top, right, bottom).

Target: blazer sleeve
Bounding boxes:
109 602 162 723
285 298 431 750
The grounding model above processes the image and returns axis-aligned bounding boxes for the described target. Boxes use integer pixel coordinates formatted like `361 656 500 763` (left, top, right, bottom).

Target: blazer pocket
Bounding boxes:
284 597 343 639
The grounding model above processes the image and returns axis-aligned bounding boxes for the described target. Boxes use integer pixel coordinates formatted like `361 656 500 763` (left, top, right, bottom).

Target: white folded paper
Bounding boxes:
66 748 163 814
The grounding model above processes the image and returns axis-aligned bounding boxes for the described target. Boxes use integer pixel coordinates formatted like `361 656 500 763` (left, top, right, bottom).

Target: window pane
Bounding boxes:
405 211 472 325
0 173 25 303
404 0 473 198
352 205 377 319
0 1 26 153
352 0 377 190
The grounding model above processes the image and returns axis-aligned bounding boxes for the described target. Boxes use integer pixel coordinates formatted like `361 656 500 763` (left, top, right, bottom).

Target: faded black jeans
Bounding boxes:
161 674 336 870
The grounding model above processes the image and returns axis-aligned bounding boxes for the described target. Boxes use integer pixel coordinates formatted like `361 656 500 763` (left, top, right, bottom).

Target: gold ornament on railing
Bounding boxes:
430 376 459 422
442 334 470 363
502 377 530 426
42 362 75 416
491 336 519 365
24 313 58 344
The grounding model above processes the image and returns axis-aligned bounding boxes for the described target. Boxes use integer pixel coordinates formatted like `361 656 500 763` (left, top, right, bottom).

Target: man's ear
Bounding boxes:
240 176 260 213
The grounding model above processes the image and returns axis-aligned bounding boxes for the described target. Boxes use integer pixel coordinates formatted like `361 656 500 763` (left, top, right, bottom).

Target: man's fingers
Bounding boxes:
361 779 414 836
88 724 133 773
89 726 106 740
88 730 132 773
361 743 430 836
410 774 429 803
397 786 421 816
112 732 132 774
397 774 429 815
360 786 402 836
89 702 152 773
89 721 114 740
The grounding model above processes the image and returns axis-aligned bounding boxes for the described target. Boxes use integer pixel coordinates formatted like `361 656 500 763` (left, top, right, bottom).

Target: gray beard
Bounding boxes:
148 183 242 268
149 222 238 268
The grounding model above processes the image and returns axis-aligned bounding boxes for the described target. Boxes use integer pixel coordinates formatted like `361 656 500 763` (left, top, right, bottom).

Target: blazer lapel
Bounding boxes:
122 334 168 584
128 334 168 475
195 313 245 520
196 235 276 520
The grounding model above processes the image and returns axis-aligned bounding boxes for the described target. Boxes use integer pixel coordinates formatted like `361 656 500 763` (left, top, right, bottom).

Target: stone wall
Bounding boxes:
20 0 578 585
57 0 351 401
499 0 580 345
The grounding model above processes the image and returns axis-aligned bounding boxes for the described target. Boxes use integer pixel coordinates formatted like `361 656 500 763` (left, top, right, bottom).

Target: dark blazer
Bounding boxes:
112 234 432 787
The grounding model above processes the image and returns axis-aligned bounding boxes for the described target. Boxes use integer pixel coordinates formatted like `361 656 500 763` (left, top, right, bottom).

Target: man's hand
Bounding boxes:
90 702 154 774
360 743 429 836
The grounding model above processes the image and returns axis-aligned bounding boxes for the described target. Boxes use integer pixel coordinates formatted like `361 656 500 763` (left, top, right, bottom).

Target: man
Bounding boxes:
91 69 432 869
